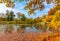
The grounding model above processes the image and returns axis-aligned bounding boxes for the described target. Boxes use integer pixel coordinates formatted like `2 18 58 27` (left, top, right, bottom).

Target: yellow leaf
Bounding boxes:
0 0 2 3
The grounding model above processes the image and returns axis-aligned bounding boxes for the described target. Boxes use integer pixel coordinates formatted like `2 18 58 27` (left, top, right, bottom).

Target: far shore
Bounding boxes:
0 21 33 25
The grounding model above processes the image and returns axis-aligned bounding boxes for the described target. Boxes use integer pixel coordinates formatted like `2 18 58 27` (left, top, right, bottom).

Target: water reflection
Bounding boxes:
0 24 49 32
0 24 59 41
0 24 44 33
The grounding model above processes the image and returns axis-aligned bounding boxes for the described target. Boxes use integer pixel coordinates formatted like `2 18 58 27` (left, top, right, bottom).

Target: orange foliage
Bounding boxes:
46 35 60 41
46 15 52 21
48 22 57 30
48 4 60 16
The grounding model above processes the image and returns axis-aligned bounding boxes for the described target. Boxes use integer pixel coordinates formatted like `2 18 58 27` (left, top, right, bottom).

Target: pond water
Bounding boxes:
0 24 59 41
0 24 48 32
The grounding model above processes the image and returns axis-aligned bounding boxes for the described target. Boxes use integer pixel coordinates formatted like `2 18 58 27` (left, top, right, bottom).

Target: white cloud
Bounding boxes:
0 3 22 13
0 3 6 13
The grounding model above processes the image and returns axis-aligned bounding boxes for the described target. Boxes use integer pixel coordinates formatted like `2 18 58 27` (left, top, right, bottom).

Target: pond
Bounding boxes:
0 24 49 32
0 24 59 41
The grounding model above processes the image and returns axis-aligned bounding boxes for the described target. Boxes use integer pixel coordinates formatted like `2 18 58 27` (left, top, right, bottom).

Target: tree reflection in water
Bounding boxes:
0 24 59 41
4 24 14 34
3 24 49 33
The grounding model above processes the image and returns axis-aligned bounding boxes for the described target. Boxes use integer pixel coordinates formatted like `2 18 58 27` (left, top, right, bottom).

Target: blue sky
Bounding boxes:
0 1 54 18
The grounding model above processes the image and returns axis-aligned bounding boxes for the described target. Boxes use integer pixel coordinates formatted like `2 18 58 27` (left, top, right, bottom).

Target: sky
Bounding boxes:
0 1 54 18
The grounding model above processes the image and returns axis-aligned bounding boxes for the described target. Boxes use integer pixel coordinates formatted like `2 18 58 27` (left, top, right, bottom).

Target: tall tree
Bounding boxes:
20 14 26 21
9 11 15 21
6 10 15 21
17 12 26 21
6 10 10 21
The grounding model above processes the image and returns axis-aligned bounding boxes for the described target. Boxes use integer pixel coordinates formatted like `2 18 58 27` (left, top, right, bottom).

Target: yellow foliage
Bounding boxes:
4 0 8 2
0 0 2 3
48 10 60 30
48 22 57 30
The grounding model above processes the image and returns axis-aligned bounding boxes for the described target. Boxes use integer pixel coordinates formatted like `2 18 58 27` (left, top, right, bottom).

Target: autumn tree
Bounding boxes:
25 0 60 15
34 17 41 23
42 4 60 31
0 0 60 15
48 10 60 30
48 4 60 15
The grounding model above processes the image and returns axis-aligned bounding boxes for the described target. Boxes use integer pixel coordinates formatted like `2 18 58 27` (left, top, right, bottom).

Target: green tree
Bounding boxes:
26 18 33 24
6 10 10 21
20 14 26 21
17 12 26 21
6 10 15 21
9 11 15 21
